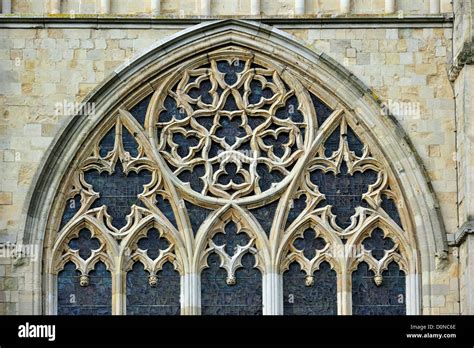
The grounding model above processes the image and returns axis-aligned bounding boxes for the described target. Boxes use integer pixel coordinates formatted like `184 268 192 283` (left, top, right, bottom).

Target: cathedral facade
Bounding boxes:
0 0 472 316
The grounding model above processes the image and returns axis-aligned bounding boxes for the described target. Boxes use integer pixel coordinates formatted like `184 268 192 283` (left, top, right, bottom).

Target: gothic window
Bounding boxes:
126 228 180 315
50 46 414 315
201 220 263 315
282 228 337 315
56 229 112 315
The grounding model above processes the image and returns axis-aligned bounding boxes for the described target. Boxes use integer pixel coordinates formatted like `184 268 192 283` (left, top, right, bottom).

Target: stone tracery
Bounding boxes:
50 46 414 315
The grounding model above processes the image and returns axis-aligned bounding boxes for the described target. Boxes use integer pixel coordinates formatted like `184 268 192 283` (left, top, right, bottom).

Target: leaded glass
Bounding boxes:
137 228 170 260
310 163 377 229
156 194 178 229
286 194 307 228
59 195 81 230
126 261 180 315
352 262 406 315
283 261 337 315
84 163 152 229
201 253 262 315
68 228 100 260
292 228 326 260
129 94 152 127
98 126 115 158
310 92 333 128
58 261 112 315
52 48 413 317
184 200 212 235
381 195 403 228
249 200 279 236
362 228 395 260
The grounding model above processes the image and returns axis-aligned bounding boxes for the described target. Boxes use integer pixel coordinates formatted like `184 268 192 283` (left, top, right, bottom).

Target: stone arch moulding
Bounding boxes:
19 19 447 315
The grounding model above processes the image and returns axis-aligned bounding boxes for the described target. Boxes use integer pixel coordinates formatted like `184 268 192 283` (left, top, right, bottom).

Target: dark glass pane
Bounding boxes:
310 163 377 229
256 163 284 192
158 96 187 123
249 80 274 104
177 165 205 193
85 163 152 229
283 261 337 315
275 95 304 123
137 228 170 260
188 79 212 104
184 200 212 235
216 115 246 145
292 228 326 260
216 60 245 85
262 131 291 158
172 133 199 158
212 221 250 256
346 126 364 157
286 194 307 228
352 262 406 315
99 126 115 158
201 253 262 315
323 126 340 157
129 94 152 127
249 200 279 236
60 195 81 230
381 195 403 228
362 228 395 261
122 127 139 158
68 228 100 260
156 194 177 229
126 262 180 315
310 92 333 128
217 163 245 186
58 261 112 315
223 94 238 111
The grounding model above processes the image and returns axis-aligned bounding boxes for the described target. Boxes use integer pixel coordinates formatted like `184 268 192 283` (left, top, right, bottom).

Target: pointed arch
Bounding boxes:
20 19 446 315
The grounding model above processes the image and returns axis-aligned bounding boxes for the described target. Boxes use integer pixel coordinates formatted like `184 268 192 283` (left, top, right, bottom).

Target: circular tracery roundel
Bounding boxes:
153 51 313 200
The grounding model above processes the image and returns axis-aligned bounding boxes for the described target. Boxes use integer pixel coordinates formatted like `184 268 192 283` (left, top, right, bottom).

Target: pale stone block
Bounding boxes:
400 52 413 64
3 149 16 162
346 47 357 58
23 124 41 137
435 46 447 57
429 144 441 158
356 52 371 65
0 192 12 205
386 29 399 40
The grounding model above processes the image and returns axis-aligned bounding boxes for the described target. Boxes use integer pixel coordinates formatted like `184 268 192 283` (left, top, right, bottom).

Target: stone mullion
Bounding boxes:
112 257 124 315
339 258 352 315
181 273 200 315
262 270 283 315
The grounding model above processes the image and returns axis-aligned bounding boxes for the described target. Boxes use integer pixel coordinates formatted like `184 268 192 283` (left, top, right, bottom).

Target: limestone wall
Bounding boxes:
2 0 453 16
0 1 466 315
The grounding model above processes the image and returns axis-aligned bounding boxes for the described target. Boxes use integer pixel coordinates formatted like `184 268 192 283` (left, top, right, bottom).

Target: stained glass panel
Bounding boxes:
68 228 100 260
362 228 396 260
184 200 212 235
129 94 152 127
57 261 112 315
310 162 377 229
381 195 403 228
249 200 279 236
352 262 406 315
283 261 337 315
310 93 333 128
201 253 262 315
126 261 180 315
84 163 152 229
59 195 81 230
